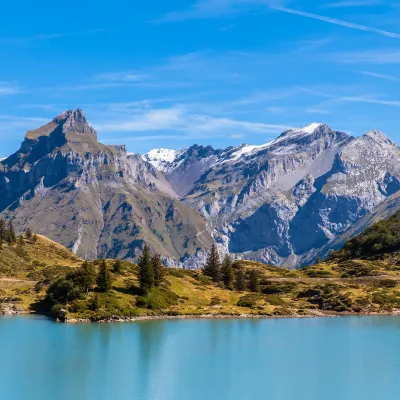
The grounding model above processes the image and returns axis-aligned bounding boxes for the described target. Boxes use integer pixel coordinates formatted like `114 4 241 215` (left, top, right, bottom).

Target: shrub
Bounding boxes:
50 304 66 320
297 284 352 312
378 279 397 288
261 281 297 295
210 297 222 306
237 294 263 308
168 269 186 279
136 288 179 310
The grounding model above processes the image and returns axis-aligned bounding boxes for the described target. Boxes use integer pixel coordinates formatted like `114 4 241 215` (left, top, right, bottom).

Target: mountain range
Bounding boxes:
1 109 399 268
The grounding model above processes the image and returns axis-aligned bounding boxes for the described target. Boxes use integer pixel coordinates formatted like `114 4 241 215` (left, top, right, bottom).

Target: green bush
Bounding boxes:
50 304 66 320
136 287 179 310
378 279 397 288
261 281 297 295
237 294 263 308
303 269 333 278
297 284 353 312
210 297 222 306
264 294 287 306
168 269 186 279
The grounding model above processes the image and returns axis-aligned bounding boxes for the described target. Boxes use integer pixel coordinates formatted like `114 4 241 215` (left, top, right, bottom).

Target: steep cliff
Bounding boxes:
146 124 400 267
0 110 212 266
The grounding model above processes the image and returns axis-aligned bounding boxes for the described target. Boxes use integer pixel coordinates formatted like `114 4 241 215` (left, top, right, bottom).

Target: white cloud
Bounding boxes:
271 6 400 38
94 106 293 138
92 71 150 83
306 108 332 114
157 0 282 22
299 86 400 108
322 0 383 8
0 82 22 96
353 70 400 81
337 50 400 64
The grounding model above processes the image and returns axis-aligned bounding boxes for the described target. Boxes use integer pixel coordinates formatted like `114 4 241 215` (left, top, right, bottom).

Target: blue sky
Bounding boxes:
1 0 400 156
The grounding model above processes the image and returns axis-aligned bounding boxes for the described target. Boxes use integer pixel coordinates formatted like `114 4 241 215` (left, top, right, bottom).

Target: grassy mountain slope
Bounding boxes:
1 210 400 320
329 210 400 262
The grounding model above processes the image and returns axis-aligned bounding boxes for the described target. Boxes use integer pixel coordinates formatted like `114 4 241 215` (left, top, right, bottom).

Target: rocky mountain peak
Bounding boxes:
24 108 97 143
271 123 332 145
55 108 97 138
364 129 397 147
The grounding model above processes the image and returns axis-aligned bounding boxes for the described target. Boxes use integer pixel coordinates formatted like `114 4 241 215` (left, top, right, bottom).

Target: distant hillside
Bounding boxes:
329 210 400 262
2 229 400 320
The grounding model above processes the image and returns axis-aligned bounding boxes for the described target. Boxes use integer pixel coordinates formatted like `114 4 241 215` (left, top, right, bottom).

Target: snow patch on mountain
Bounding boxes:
143 148 186 173
226 142 273 161
272 123 324 145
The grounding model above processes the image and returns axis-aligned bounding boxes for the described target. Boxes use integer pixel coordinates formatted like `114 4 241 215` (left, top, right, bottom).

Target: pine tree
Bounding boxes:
138 245 155 293
113 259 122 274
8 221 16 243
0 218 5 246
248 270 260 293
203 244 221 283
90 293 100 311
32 233 38 243
96 260 112 292
81 261 96 294
25 227 33 240
17 235 25 247
221 254 234 288
152 254 165 287
235 267 247 291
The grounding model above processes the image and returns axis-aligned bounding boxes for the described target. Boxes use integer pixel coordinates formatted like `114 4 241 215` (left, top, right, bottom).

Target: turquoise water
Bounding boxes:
1 316 400 400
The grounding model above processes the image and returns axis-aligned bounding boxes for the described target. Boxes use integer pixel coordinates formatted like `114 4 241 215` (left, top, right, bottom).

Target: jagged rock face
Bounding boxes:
0 110 213 267
145 124 400 268
2 112 400 269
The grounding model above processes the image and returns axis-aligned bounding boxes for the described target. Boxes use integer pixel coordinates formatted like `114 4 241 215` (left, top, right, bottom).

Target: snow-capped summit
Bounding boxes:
272 123 326 145
143 148 186 173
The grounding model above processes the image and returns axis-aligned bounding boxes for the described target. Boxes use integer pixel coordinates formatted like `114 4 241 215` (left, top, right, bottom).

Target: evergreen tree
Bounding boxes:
0 218 5 246
25 227 33 240
248 270 260 293
8 221 16 243
80 261 96 294
235 267 247 291
138 245 155 293
221 254 234 288
32 233 38 243
96 261 112 292
152 253 165 287
203 244 221 283
17 235 25 247
90 294 101 311
113 259 122 274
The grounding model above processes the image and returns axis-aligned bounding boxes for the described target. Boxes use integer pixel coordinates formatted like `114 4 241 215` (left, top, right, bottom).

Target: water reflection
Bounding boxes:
1 316 400 400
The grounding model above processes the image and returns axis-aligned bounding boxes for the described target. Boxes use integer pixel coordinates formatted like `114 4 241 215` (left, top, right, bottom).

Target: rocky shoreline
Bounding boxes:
0 303 27 316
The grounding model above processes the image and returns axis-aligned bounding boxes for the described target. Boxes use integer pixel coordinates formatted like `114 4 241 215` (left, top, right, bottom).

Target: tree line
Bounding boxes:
202 244 260 293
46 245 166 312
0 219 38 247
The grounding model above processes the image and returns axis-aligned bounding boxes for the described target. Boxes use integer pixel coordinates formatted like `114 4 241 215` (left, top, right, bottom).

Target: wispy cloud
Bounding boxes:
299 86 400 108
0 33 69 44
322 0 383 8
352 70 400 81
0 82 22 96
337 50 400 64
94 106 293 139
0 30 105 45
271 6 400 38
306 108 332 114
92 71 150 83
156 0 280 22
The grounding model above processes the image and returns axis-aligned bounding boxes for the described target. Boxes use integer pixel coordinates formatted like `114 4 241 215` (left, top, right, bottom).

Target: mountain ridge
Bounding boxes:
1 110 399 268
